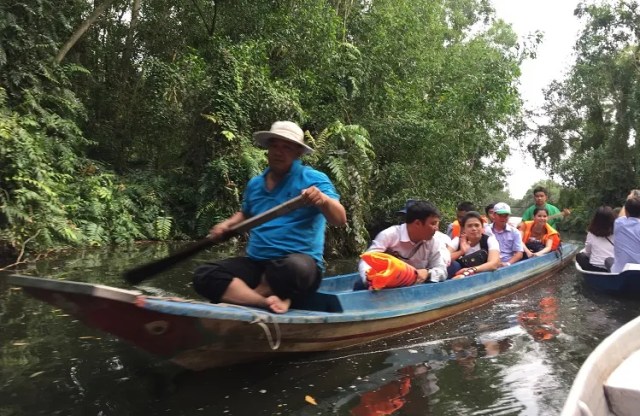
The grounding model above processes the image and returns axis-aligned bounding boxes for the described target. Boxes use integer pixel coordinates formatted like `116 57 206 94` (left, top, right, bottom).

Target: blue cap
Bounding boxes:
396 199 417 215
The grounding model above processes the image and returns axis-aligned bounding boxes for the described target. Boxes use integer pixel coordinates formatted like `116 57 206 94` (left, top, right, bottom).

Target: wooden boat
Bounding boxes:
561 314 640 416
575 262 640 298
5 243 577 371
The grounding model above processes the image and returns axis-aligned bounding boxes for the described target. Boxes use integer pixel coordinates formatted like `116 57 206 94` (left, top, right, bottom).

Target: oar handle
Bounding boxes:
227 194 305 235
123 195 306 285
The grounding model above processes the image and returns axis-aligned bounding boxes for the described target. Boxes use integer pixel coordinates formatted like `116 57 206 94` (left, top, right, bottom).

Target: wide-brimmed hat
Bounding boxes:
494 202 511 215
253 121 314 154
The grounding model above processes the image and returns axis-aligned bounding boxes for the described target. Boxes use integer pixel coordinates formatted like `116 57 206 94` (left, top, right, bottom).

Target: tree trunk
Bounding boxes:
122 0 141 65
55 0 119 64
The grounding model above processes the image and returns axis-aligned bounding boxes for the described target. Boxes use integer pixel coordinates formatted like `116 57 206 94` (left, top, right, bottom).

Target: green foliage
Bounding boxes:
154 216 173 241
0 86 154 253
306 122 375 253
340 0 522 226
528 1 640 222
1 0 530 261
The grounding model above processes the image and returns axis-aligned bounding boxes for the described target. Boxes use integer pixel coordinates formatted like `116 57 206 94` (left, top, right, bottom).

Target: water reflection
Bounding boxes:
517 296 560 341
348 363 437 416
2 243 640 415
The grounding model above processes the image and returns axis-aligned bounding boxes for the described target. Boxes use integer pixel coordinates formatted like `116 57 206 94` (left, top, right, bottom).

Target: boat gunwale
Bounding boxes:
4 244 578 325
140 251 572 323
4 274 141 303
576 261 640 277
561 314 640 416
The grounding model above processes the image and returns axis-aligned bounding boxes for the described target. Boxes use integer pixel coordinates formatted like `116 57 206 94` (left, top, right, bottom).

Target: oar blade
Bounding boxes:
123 238 215 285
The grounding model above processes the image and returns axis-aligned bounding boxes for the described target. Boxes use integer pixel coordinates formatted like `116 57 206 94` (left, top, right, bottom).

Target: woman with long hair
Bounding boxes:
519 207 561 258
576 206 615 272
448 211 500 278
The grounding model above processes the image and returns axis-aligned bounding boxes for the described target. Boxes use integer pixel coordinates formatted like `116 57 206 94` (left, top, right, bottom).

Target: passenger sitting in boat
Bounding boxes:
518 207 561 258
485 202 524 268
575 206 615 272
522 186 571 229
448 211 500 278
446 201 476 239
357 200 447 288
484 203 496 225
397 199 452 267
192 121 347 314
605 191 640 273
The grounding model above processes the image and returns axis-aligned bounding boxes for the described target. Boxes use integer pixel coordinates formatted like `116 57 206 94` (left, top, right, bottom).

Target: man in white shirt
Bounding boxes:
396 200 452 267
358 200 447 285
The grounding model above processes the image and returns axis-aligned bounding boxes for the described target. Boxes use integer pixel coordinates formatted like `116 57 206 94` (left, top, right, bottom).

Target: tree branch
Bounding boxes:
189 0 212 36
55 0 119 64
0 230 41 271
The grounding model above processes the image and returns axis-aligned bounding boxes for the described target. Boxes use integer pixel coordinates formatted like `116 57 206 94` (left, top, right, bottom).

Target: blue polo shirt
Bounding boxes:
242 160 339 270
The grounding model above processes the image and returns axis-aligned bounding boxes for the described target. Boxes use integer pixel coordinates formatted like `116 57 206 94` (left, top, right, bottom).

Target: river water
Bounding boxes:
1 241 639 415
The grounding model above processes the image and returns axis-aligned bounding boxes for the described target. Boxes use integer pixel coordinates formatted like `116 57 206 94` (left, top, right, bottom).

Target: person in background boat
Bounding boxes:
521 186 571 229
518 207 561 258
575 206 615 272
605 191 640 273
446 201 476 239
486 202 524 268
448 211 500 278
192 121 347 314
358 200 447 287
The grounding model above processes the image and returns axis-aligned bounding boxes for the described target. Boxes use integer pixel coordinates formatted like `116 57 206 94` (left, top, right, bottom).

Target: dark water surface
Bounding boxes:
2 242 640 415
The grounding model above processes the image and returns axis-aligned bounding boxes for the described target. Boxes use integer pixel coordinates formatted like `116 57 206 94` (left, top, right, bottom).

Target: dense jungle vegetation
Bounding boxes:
1 0 639 265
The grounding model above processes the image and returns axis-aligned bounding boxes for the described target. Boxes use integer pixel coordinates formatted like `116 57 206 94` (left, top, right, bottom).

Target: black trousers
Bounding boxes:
193 253 322 303
575 252 609 272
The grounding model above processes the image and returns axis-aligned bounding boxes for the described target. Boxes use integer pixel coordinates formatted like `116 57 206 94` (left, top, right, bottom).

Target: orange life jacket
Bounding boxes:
450 221 461 238
520 221 561 251
360 252 417 290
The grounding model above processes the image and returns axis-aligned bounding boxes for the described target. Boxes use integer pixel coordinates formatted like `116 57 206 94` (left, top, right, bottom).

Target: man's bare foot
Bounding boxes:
266 296 291 314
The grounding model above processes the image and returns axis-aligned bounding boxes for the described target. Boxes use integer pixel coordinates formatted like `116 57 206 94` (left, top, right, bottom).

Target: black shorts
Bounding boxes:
193 254 322 304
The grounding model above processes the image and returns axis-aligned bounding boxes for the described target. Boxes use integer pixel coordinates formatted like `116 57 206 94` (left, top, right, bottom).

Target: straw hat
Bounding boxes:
253 121 313 154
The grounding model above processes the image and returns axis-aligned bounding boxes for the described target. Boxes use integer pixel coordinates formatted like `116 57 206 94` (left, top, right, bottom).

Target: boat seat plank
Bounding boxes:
604 350 640 416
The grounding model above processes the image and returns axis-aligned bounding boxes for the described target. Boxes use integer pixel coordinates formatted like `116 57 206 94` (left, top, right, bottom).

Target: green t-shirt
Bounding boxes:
522 203 562 228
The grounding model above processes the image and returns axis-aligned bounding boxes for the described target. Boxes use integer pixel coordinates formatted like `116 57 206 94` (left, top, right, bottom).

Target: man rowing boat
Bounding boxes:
192 121 347 313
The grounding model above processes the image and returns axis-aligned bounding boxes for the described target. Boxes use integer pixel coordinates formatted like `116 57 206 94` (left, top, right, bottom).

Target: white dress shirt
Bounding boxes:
359 224 448 283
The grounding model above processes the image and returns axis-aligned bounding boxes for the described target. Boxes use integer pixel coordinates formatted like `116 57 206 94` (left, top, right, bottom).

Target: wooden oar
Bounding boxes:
123 195 306 285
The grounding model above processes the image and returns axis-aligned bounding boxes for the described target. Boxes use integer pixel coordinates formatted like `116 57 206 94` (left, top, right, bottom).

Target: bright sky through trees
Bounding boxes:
492 0 582 198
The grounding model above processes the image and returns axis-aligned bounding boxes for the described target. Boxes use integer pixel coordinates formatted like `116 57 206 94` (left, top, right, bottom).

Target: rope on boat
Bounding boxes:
218 303 282 350
556 243 564 262
137 297 283 350
251 316 282 350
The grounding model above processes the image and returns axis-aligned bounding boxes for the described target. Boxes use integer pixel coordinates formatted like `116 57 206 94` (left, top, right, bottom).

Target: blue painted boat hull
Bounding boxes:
5 244 578 370
576 262 640 297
